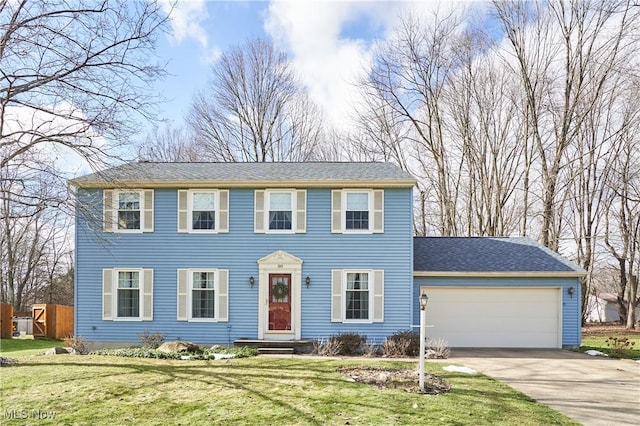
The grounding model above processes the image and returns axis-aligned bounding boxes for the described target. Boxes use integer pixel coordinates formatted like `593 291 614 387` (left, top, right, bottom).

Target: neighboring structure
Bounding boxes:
70 162 584 349
585 292 640 323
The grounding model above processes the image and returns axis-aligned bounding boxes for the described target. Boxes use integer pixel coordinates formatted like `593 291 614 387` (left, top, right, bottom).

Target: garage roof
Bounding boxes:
414 237 585 276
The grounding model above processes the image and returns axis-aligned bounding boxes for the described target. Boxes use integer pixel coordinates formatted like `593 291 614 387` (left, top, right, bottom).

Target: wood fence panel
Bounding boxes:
0 304 14 338
32 304 74 339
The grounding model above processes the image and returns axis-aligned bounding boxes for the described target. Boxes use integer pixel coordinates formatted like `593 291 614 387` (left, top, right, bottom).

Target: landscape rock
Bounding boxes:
45 347 75 355
157 341 200 353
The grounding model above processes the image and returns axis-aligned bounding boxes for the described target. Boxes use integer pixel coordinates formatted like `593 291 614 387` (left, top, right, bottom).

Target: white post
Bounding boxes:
419 303 426 391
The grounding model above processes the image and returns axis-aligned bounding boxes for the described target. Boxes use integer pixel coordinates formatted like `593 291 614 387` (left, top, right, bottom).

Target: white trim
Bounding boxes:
414 271 587 278
342 269 374 324
257 251 303 340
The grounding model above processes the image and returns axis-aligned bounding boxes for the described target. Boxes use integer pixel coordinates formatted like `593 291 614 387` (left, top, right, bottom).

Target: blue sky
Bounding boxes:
153 0 487 132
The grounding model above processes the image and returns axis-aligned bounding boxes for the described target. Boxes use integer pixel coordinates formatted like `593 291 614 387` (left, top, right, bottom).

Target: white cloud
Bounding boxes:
264 1 451 130
160 0 210 48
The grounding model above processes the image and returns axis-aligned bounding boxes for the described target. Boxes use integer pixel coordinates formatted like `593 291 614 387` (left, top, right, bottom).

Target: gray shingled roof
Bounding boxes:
414 237 584 273
69 162 416 187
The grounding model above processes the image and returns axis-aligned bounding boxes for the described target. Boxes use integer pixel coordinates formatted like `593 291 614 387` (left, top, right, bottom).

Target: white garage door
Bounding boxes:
422 287 561 348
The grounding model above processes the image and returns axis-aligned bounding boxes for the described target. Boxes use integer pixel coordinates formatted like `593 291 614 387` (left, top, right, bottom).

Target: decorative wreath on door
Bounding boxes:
273 282 288 300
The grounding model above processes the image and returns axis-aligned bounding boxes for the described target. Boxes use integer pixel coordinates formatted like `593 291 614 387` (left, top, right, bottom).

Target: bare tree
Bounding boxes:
188 38 326 162
493 0 639 250
1 0 167 204
137 124 202 162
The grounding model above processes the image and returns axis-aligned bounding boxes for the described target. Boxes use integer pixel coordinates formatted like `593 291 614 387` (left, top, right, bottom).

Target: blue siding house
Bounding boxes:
71 162 584 349
71 162 416 346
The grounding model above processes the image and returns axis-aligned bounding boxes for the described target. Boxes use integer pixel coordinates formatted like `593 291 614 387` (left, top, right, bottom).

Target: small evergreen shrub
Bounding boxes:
329 332 367 355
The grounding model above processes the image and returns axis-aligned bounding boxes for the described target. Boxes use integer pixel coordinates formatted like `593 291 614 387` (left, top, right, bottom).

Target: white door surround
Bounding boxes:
258 250 303 340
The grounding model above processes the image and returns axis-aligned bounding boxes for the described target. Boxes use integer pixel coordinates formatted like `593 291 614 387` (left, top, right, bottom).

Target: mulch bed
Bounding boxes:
582 324 640 335
338 366 450 395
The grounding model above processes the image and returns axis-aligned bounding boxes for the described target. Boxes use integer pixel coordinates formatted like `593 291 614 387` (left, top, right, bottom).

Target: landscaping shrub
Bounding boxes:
329 332 367 355
313 338 342 356
381 330 420 357
426 338 451 359
91 346 258 360
137 329 166 349
62 335 91 355
605 336 636 357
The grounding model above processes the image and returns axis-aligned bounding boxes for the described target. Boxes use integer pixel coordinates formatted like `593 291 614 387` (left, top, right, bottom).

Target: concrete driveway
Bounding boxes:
443 349 640 426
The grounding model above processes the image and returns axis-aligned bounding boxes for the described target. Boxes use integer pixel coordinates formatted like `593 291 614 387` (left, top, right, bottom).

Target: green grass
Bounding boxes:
0 338 62 356
0 354 578 425
580 334 640 359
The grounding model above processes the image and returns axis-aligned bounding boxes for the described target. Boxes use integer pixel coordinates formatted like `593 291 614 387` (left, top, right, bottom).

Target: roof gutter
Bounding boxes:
413 270 587 278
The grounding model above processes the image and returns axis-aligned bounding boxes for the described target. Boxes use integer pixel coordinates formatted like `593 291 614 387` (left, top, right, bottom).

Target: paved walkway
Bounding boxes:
441 349 640 426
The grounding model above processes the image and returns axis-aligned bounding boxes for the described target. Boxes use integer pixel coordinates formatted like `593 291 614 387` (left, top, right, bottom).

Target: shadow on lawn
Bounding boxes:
6 356 550 424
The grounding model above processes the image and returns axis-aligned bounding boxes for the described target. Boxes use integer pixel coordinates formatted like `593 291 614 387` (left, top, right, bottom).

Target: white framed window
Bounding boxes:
331 189 384 234
177 189 229 233
177 269 229 322
345 191 371 231
344 271 371 321
331 269 384 323
254 189 306 234
103 189 154 233
102 268 153 321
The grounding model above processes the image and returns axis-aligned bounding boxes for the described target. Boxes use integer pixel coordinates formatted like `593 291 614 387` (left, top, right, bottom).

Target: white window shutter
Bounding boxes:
102 269 113 320
142 269 154 321
177 190 188 232
218 190 229 233
254 190 265 233
177 269 188 321
142 190 154 232
295 190 306 233
331 269 343 322
217 269 229 322
103 190 114 232
373 190 384 233
372 270 384 322
331 190 342 233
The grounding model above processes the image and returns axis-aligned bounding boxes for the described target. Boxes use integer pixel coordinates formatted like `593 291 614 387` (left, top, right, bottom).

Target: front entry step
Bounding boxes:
257 347 295 355
234 339 314 354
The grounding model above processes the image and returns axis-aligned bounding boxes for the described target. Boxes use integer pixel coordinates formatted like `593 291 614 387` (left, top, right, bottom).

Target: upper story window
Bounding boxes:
103 189 154 233
177 189 229 233
332 189 384 234
268 192 293 231
117 192 141 230
345 192 370 231
254 189 306 234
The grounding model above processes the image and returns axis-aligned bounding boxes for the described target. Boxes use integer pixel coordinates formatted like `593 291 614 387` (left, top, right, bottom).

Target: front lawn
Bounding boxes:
581 324 640 359
0 354 577 425
0 338 61 356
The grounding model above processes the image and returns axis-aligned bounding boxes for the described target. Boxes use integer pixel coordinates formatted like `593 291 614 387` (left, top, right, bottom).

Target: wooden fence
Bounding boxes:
0 304 14 338
32 304 74 339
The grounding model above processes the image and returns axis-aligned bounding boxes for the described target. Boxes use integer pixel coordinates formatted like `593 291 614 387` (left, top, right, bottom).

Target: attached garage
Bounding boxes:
419 286 561 348
413 237 585 349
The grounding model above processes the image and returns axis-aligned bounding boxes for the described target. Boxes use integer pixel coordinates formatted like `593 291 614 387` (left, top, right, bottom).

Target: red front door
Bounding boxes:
268 274 291 331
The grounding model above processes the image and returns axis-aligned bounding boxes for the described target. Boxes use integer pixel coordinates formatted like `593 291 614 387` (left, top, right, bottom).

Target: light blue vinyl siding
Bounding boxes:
412 276 582 347
75 187 414 345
